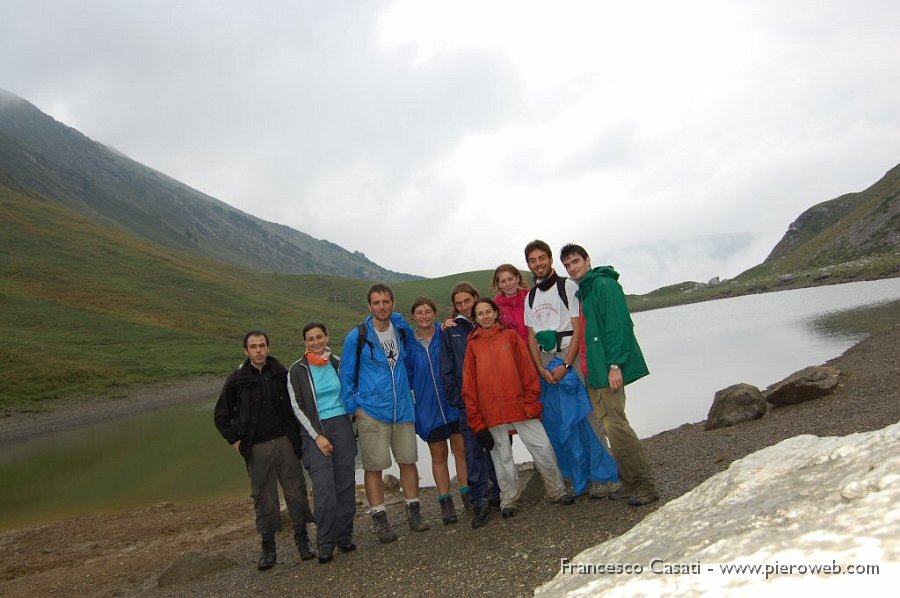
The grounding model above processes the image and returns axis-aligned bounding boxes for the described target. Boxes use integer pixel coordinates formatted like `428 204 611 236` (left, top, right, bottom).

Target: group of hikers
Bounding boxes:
214 240 658 570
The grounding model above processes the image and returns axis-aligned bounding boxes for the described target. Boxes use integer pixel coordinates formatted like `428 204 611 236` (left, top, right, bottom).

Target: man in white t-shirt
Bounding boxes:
524 239 582 382
524 239 615 499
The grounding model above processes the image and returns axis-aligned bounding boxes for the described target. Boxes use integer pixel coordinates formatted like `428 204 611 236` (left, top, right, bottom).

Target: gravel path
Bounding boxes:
1 325 897 597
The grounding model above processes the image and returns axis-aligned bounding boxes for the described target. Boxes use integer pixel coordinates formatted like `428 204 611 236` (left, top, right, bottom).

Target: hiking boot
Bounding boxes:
317 545 334 564
608 483 636 500
406 501 430 532
439 495 458 525
460 487 474 516
336 537 357 553
555 493 576 506
500 506 516 518
627 486 659 507
257 542 277 570
372 510 398 543
471 503 491 529
589 482 617 499
294 532 316 561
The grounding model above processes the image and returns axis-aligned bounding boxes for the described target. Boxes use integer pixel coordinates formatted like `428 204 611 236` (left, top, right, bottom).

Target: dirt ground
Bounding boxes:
1 326 897 597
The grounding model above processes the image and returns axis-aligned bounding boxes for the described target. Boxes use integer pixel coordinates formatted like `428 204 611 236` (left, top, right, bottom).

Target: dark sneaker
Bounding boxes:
555 494 575 506
608 483 636 500
471 504 491 529
294 533 316 561
627 487 659 507
500 506 516 518
257 543 277 571
439 495 458 525
317 545 334 564
406 501 430 532
336 538 357 553
372 510 398 543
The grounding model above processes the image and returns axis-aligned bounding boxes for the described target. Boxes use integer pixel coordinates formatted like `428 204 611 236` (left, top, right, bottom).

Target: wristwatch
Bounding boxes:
563 363 571 370
609 364 620 370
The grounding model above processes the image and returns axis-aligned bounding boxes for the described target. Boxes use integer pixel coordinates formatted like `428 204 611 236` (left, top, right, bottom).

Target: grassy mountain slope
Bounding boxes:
762 163 900 272
393 270 497 315
0 89 416 282
0 174 505 409
0 176 375 407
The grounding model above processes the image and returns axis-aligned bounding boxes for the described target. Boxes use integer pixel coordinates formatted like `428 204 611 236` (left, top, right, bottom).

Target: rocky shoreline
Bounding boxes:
1 325 897 597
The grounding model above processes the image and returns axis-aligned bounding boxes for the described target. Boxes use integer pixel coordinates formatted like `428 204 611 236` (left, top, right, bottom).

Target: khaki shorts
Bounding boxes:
355 410 417 471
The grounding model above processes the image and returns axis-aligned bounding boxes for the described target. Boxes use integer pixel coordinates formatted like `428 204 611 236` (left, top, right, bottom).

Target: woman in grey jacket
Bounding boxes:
287 322 357 564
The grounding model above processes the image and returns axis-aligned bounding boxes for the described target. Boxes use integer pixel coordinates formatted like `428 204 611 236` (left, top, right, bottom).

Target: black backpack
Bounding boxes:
528 276 570 309
353 322 407 386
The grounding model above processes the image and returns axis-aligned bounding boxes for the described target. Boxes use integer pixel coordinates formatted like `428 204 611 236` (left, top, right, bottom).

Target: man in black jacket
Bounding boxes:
214 331 314 570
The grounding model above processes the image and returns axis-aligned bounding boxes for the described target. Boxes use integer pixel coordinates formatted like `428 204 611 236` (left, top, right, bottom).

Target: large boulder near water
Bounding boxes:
705 383 766 430
535 421 899 596
765 365 841 406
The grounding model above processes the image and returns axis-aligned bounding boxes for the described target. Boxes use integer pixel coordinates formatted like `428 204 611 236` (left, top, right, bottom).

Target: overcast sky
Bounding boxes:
3 0 899 292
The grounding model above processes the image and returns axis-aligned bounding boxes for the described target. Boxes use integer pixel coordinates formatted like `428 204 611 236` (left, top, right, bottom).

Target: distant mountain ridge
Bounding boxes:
629 162 900 311
764 163 900 271
0 88 418 282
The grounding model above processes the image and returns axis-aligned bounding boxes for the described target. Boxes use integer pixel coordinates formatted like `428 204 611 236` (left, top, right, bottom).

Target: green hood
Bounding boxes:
576 266 619 300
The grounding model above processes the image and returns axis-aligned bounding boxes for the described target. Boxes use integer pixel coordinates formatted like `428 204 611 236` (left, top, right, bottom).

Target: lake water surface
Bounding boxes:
2 278 898 528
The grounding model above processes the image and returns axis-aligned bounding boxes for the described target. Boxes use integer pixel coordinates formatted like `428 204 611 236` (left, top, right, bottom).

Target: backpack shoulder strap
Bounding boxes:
556 276 569 310
354 323 369 386
527 286 538 309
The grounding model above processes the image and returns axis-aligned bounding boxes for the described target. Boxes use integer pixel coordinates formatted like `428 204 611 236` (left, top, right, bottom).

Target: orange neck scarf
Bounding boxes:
306 349 331 366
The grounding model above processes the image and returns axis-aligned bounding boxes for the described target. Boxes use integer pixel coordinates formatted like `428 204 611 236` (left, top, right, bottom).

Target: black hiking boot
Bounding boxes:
294 532 316 561
257 542 277 570
471 503 491 529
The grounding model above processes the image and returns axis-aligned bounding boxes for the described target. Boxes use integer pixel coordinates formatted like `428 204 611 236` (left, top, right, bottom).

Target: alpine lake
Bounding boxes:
2 278 898 530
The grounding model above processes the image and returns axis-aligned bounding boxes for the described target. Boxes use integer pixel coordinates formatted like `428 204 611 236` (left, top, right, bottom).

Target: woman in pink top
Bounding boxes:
491 264 530 343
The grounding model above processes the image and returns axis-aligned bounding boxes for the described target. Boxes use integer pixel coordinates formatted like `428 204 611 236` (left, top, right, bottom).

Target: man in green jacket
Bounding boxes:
560 243 658 507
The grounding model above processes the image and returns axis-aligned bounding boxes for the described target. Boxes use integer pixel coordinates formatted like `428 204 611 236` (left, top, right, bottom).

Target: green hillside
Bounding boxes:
0 178 376 408
0 178 505 410
393 270 497 316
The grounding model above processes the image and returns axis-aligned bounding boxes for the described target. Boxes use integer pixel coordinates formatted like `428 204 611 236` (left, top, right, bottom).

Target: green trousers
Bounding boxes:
588 386 656 491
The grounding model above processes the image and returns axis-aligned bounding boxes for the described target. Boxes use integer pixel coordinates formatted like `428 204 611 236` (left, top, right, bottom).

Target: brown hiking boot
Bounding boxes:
607 483 636 500
627 486 659 507
371 510 398 543
406 501 430 532
589 481 617 499
439 495 458 525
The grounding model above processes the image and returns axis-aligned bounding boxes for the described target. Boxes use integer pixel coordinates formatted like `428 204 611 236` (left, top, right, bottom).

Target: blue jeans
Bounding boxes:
458 412 500 507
